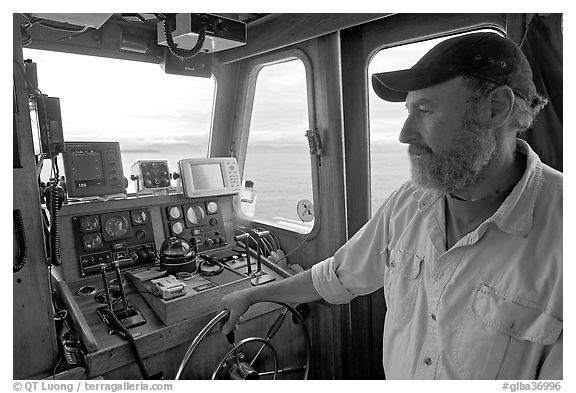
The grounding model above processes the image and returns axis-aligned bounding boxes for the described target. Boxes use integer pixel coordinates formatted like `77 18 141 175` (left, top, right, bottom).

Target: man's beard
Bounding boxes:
409 114 497 195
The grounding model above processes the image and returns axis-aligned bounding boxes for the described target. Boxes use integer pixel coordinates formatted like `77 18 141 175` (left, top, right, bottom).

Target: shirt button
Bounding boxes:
431 314 437 321
424 357 432 366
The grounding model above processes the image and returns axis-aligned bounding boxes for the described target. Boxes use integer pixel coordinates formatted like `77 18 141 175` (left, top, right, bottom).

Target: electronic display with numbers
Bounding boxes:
63 141 126 198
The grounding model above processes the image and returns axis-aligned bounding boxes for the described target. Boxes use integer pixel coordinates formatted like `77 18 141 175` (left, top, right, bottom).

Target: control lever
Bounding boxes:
100 263 114 311
254 230 271 274
100 308 162 380
233 233 252 275
251 230 275 286
97 261 146 329
113 260 129 309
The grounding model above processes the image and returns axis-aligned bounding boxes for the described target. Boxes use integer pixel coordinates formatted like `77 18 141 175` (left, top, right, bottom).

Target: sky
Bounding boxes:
23 25 501 154
22 35 432 152
23 48 216 150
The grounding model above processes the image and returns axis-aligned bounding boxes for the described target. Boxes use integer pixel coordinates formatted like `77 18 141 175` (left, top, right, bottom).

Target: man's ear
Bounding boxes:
488 85 514 128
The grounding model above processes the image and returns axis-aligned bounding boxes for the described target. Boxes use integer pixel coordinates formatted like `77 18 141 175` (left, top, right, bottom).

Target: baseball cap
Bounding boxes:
371 32 536 102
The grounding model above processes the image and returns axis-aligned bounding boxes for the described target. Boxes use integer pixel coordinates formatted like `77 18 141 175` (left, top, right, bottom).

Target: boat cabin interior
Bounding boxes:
12 12 562 380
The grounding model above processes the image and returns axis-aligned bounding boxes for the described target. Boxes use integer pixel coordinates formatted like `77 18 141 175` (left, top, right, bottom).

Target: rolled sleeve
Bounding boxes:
310 195 394 305
311 257 357 304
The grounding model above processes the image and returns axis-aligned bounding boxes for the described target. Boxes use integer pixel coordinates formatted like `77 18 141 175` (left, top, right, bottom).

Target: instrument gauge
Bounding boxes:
170 221 185 235
131 209 148 225
82 233 103 251
206 201 218 214
167 206 182 220
103 216 130 238
79 215 100 233
186 205 205 225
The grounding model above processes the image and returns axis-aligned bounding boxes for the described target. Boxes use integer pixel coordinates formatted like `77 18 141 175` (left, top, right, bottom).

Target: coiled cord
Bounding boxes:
13 209 27 273
163 14 207 59
49 183 62 266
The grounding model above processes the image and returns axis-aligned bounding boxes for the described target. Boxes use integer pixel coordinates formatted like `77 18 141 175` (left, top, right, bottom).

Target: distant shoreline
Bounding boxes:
122 149 161 153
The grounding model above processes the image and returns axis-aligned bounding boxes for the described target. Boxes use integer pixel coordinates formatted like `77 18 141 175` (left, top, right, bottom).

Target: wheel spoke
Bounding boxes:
258 366 308 377
249 342 268 367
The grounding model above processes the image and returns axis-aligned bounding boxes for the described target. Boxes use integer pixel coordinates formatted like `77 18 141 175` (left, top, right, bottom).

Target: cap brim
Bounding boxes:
372 67 456 102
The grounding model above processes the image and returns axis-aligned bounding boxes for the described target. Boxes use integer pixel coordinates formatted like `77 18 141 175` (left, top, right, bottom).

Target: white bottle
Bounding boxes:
234 180 257 227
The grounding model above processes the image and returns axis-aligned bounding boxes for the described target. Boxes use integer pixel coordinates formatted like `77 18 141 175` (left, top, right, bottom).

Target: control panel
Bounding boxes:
58 193 236 284
162 198 227 252
71 208 156 276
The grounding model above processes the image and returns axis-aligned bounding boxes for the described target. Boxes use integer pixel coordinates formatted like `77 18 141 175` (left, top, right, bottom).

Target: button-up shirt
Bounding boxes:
311 139 562 379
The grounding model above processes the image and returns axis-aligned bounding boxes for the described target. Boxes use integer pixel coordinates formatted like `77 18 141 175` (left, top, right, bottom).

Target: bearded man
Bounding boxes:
219 32 562 379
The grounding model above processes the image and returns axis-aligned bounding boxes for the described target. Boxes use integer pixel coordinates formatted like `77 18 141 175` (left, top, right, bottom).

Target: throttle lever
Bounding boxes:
220 312 236 346
234 233 252 275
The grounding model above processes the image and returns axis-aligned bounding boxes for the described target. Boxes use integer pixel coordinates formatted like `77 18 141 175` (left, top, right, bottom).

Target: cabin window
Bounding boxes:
22 49 215 194
368 30 501 214
243 58 313 233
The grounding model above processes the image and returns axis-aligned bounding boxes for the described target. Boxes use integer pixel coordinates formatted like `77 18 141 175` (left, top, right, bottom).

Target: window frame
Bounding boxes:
235 48 319 234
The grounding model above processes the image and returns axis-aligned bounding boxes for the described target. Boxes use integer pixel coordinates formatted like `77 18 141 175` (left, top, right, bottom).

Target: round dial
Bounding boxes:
170 221 185 235
104 216 129 238
206 201 218 214
186 205 205 225
168 206 182 220
80 215 100 233
131 209 148 225
82 233 103 251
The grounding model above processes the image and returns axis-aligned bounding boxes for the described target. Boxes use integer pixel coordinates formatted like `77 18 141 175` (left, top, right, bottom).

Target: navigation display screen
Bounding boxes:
190 164 224 189
63 141 126 197
69 150 105 187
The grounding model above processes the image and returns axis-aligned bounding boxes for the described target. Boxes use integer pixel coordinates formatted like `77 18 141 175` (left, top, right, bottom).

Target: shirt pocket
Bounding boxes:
385 248 423 324
453 284 563 379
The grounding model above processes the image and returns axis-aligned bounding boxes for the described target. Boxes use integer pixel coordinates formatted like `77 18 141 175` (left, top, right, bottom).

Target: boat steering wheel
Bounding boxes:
175 302 312 380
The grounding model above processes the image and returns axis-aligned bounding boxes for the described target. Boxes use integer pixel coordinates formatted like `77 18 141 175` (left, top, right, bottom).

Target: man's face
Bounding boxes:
401 77 496 195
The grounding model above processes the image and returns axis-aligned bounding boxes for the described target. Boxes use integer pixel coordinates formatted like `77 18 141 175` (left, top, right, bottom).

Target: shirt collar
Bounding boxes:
412 139 542 237
491 139 542 237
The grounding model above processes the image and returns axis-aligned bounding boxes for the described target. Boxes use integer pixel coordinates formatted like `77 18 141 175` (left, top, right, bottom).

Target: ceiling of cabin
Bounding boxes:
25 13 271 30
19 13 391 64
20 12 275 62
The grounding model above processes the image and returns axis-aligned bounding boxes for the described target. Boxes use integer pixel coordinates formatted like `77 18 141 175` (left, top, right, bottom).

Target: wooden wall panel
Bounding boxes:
218 14 389 64
12 14 59 379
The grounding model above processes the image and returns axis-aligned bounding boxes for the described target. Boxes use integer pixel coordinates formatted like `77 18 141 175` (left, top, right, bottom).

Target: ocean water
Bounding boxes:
120 142 411 221
370 143 412 210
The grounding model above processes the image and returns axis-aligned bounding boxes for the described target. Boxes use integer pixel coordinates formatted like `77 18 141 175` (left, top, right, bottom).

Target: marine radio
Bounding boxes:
177 157 241 198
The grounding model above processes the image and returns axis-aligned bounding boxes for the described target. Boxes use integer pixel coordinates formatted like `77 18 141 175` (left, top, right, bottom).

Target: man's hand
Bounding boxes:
219 288 254 336
219 270 319 337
